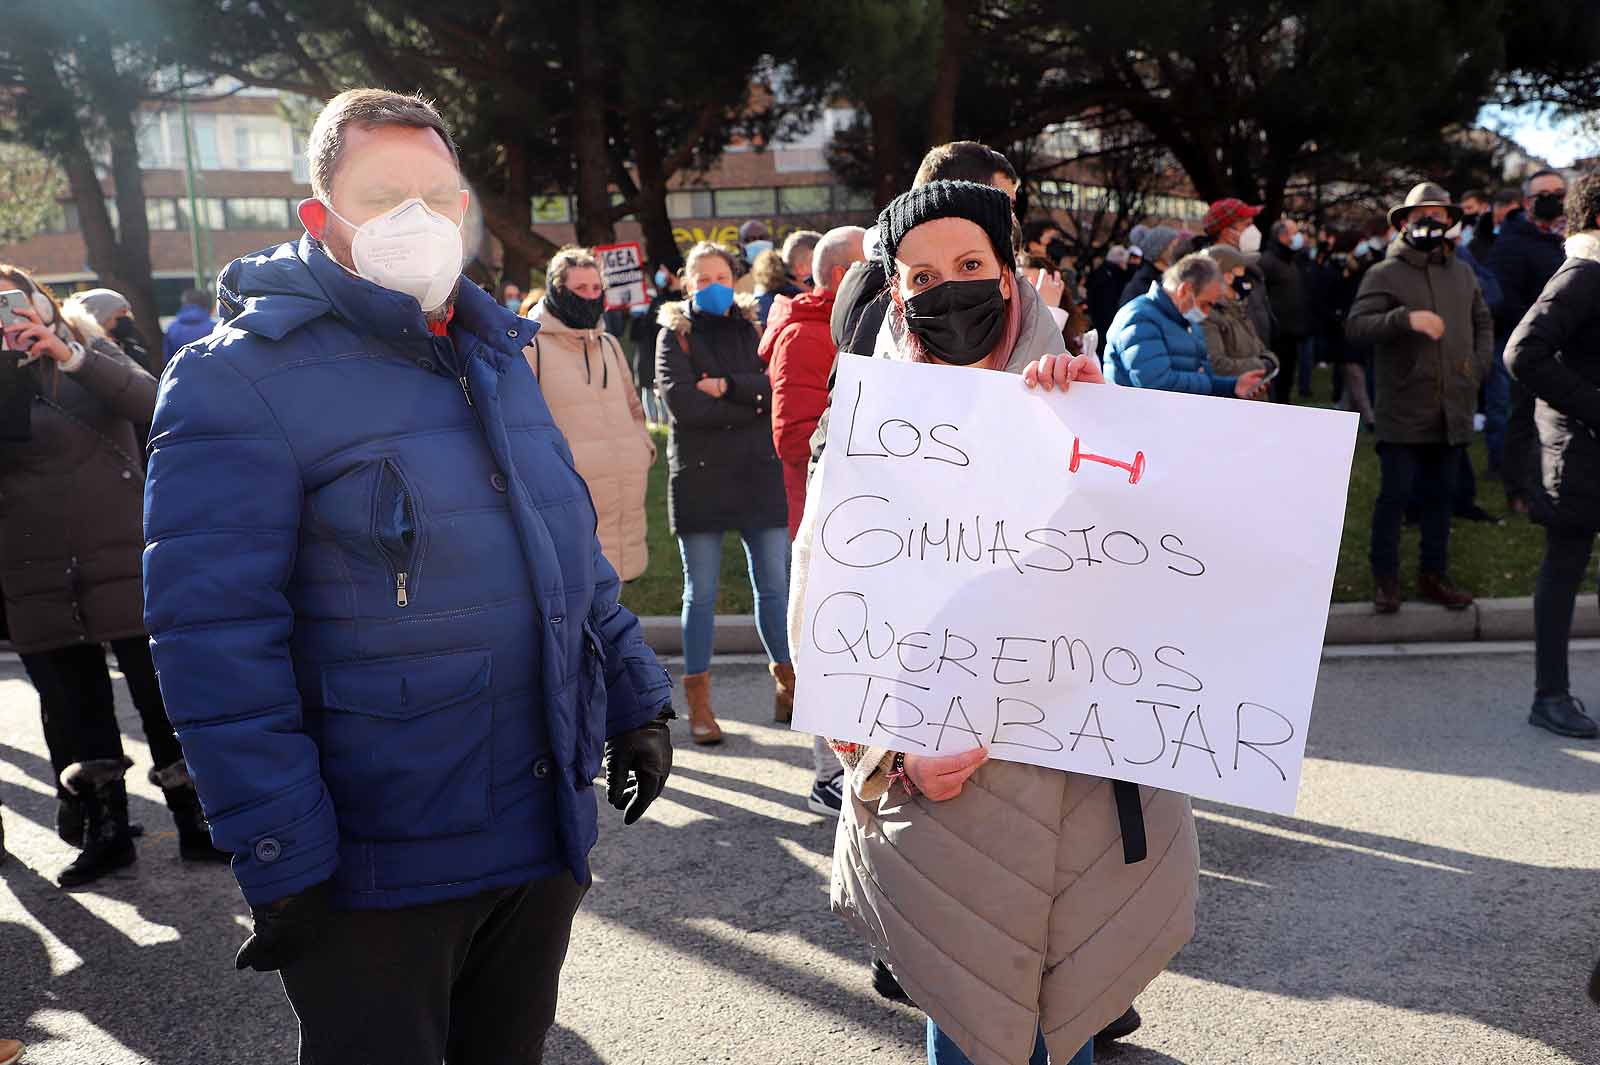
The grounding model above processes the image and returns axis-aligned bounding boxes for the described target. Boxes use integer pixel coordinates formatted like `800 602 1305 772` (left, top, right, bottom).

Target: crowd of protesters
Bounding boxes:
1 82 1599 1064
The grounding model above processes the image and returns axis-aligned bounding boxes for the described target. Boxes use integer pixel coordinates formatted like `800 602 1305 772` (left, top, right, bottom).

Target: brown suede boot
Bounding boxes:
1374 575 1401 615
682 672 723 745
771 662 796 723
1418 571 1473 610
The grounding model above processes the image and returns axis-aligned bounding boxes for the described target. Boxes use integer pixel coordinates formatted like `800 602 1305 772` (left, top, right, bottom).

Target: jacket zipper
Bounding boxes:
373 458 421 608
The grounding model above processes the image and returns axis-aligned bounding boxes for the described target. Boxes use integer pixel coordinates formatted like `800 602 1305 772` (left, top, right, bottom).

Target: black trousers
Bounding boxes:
1502 381 1541 503
20 639 184 791
1372 442 1461 579
1271 334 1300 403
280 872 588 1065
1535 525 1597 697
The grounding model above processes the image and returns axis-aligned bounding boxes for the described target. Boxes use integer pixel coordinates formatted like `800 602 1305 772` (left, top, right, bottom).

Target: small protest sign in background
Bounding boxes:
594 241 649 311
792 355 1358 815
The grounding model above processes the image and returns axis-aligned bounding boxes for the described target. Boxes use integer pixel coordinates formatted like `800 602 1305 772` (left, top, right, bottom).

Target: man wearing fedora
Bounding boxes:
1346 182 1494 614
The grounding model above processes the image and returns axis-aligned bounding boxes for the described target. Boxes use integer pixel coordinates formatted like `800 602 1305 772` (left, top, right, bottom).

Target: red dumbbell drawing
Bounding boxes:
1068 435 1146 485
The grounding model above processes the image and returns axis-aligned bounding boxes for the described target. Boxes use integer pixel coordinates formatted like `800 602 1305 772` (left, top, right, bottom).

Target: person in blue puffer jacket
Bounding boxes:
142 89 674 1064
1102 252 1268 399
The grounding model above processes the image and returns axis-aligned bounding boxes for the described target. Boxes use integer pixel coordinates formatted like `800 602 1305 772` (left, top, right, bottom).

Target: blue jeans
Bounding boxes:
676 528 790 675
927 1018 1091 1065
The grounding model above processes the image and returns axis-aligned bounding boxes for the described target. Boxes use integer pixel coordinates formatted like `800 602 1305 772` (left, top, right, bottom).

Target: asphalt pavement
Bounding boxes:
1 646 1597 1064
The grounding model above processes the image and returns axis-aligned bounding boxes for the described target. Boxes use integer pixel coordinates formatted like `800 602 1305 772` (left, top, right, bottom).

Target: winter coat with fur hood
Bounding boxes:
526 302 654 580
655 293 787 535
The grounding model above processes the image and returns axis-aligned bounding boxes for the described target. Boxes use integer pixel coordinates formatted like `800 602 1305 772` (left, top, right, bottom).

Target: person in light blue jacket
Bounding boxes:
143 88 673 1064
1103 253 1267 399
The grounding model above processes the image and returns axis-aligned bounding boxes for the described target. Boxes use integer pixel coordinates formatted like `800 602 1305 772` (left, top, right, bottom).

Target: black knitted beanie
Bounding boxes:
877 180 1017 272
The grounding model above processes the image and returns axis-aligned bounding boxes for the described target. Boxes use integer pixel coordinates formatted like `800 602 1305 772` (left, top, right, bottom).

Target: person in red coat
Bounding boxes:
766 226 867 539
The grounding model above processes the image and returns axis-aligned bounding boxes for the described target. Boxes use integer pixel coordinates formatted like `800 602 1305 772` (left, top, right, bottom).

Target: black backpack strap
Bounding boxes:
1112 780 1148 864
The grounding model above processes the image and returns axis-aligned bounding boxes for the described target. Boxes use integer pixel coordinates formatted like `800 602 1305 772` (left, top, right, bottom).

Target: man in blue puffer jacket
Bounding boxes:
143 89 674 1064
1103 252 1267 399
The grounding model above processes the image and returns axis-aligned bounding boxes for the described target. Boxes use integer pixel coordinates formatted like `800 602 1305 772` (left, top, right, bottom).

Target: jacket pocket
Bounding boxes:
371 458 423 608
576 620 608 782
318 648 493 841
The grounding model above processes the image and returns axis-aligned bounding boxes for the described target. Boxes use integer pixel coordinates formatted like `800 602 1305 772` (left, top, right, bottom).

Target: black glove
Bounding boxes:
604 715 673 825
235 879 334 973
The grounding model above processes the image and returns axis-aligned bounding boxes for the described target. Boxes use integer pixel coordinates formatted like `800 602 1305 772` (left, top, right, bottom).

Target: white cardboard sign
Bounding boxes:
791 355 1358 814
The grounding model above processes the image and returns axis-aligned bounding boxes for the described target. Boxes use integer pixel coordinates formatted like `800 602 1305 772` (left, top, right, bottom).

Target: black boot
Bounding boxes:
1096 1005 1143 1043
1529 694 1599 739
150 760 230 863
871 956 912 1004
58 757 137 887
57 791 84 847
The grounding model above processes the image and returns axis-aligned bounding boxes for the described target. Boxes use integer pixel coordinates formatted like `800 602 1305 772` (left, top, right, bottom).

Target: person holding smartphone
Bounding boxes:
0 264 227 886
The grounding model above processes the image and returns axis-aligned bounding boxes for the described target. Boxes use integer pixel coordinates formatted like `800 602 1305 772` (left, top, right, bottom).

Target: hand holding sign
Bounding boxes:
792 355 1357 815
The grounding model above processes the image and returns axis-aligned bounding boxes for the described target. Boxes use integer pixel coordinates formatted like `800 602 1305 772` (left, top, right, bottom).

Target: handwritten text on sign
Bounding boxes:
791 356 1357 814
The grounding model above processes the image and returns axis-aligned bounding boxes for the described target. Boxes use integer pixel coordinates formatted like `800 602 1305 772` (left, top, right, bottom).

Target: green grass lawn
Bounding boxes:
620 373 1589 617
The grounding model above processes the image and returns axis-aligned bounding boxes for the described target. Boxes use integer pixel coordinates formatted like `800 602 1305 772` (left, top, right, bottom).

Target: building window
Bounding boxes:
775 148 826 174
713 188 776 218
146 199 180 231
832 186 875 212
177 197 226 230
224 197 290 229
231 115 291 172
189 114 221 170
666 189 713 218
136 112 176 169
779 186 832 215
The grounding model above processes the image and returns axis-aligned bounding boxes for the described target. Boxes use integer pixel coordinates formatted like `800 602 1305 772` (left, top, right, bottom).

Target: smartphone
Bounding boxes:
1258 355 1281 385
0 290 26 335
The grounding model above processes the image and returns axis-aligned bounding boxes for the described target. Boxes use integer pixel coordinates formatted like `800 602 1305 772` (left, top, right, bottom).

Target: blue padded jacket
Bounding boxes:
1103 283 1238 397
144 237 672 910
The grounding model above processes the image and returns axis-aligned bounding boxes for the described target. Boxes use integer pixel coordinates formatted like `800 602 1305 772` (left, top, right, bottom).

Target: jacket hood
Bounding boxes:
657 292 760 335
215 237 538 366
1565 231 1600 263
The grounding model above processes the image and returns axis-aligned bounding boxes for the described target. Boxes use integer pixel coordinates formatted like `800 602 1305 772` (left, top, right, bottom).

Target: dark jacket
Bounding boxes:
144 237 672 910
655 294 788 535
1085 261 1126 339
1258 241 1309 338
1487 209 1566 338
1117 262 1161 310
1199 296 1272 380
831 258 889 355
163 304 217 366
1504 235 1600 530
1345 239 1494 445
1455 241 1504 319
1103 282 1239 396
0 337 155 654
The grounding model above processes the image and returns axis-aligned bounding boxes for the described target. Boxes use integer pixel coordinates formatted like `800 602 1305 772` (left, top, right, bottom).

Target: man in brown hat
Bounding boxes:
1346 182 1494 614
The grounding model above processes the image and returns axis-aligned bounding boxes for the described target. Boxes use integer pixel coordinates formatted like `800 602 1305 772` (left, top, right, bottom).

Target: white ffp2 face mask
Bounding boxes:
324 198 464 313
1238 224 1263 255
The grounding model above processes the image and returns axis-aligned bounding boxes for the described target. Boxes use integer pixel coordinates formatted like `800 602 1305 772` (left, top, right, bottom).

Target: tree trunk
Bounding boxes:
626 106 682 270
867 90 903 210
477 188 561 269
571 4 616 247
927 0 972 147
499 142 534 291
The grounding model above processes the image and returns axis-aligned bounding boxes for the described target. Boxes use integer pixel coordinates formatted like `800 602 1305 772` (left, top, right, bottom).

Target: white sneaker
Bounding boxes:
807 776 844 816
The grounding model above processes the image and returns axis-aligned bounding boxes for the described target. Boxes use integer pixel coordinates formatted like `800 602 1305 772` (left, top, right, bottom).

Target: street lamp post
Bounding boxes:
177 66 211 293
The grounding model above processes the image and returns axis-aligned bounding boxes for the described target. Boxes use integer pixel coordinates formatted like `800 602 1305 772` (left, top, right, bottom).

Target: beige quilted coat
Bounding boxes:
788 339 1200 1065
525 304 654 580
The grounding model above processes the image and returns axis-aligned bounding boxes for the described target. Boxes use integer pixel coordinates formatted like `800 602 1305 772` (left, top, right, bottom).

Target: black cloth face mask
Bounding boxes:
1532 193 1566 223
545 286 605 330
1232 275 1254 297
1404 220 1449 253
1045 238 1070 264
903 278 1007 366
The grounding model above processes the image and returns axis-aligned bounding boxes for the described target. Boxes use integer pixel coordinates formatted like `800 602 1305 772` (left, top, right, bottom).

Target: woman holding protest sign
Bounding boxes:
789 182 1200 1065
656 242 793 745
526 246 655 581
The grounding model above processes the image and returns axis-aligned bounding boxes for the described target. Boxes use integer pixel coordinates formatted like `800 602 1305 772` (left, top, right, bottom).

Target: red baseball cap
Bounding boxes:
1202 198 1263 237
